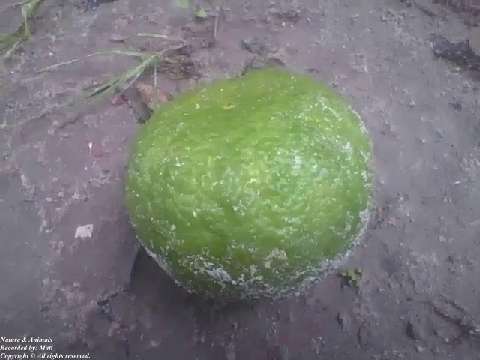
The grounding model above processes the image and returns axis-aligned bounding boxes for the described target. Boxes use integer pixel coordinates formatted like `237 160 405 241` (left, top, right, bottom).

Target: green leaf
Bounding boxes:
195 7 208 19
22 0 43 36
0 0 44 56
85 53 159 98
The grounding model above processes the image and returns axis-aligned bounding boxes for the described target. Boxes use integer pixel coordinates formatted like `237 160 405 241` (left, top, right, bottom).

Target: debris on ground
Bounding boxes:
406 319 422 340
430 297 480 342
242 56 285 74
194 7 209 20
435 0 480 12
268 7 302 24
85 0 118 11
135 81 172 110
119 86 152 124
86 52 160 98
0 0 45 57
336 312 351 331
241 37 273 56
109 34 128 43
74 224 94 239
158 45 198 79
339 268 362 288
431 34 480 71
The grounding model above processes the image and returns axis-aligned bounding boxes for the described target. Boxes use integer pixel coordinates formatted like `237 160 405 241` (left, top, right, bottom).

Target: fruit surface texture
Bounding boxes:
125 68 373 298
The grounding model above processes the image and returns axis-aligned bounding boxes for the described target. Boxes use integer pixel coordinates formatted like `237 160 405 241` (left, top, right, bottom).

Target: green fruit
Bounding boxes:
125 68 372 299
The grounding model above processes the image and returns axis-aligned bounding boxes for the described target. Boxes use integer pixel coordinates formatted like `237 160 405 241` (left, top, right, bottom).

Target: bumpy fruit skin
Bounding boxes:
125 68 372 299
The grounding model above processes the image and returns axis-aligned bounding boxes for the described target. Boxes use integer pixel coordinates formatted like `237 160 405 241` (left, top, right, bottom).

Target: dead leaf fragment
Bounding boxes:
135 81 172 110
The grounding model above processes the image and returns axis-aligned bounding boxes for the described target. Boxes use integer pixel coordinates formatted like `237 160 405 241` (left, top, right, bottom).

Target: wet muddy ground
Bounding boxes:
1 0 480 359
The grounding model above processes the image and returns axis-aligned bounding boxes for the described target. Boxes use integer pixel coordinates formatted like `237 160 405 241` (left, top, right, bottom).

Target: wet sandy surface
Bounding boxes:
1 0 480 358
